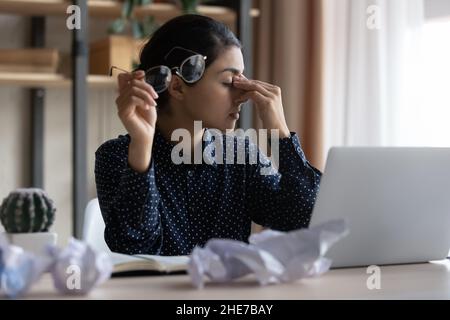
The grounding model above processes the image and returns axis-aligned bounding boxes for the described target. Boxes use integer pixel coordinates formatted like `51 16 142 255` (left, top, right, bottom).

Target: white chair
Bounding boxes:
82 198 111 253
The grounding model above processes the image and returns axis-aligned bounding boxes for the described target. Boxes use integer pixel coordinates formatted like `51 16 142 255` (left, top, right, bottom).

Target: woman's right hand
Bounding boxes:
116 70 159 144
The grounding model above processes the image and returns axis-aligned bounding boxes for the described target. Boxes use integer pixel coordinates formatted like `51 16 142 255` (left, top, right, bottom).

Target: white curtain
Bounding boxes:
322 0 425 153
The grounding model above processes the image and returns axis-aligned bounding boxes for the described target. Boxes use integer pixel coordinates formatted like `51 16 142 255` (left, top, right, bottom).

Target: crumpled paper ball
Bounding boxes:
0 234 112 298
0 234 50 298
188 219 349 288
47 237 112 295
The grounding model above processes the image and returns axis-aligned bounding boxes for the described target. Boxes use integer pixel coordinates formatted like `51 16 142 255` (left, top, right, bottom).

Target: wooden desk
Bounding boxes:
22 260 450 300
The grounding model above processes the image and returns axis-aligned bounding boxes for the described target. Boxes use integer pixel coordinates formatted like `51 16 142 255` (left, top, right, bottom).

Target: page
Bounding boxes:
109 252 145 265
109 252 189 275
135 254 190 268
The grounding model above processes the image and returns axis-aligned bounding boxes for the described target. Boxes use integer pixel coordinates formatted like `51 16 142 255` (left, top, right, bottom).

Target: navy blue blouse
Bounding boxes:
95 127 322 255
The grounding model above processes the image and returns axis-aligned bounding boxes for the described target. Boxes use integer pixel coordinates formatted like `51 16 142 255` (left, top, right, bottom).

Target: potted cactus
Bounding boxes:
0 188 57 255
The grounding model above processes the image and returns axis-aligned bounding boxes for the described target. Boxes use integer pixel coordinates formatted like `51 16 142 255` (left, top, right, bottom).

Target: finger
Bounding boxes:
116 86 155 113
127 86 156 109
235 90 250 105
118 70 146 94
132 70 145 79
235 74 279 93
235 96 250 105
117 96 146 119
252 80 281 95
135 103 156 125
118 72 133 94
116 93 147 113
131 78 159 99
131 70 160 99
240 90 270 107
232 78 274 98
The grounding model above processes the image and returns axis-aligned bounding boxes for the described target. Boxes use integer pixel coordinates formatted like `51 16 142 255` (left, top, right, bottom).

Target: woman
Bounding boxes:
95 14 322 255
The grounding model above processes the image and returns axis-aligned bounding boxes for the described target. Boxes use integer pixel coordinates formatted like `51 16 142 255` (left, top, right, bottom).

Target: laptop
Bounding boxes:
310 147 450 268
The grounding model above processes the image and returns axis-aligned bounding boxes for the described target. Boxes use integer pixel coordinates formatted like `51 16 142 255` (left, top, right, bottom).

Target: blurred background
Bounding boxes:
0 0 449 244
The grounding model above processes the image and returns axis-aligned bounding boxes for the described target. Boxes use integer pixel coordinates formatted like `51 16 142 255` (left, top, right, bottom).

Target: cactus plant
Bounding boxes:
0 188 56 233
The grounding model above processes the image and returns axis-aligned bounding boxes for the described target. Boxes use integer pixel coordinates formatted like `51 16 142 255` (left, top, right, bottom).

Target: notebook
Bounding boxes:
110 252 190 276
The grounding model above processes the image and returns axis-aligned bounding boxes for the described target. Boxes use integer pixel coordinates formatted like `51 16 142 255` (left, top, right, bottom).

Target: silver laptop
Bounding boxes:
310 147 450 268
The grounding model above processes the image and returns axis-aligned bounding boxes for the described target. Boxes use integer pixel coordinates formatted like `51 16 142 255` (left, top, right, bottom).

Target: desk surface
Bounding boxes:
24 260 450 300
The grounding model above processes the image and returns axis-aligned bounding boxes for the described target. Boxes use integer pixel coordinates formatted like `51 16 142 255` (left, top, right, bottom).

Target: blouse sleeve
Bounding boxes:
94 136 163 254
244 132 322 230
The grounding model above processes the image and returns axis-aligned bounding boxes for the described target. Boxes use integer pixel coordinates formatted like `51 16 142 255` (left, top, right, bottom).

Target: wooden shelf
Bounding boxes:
92 1 237 23
0 1 260 88
0 0 258 22
0 72 115 88
0 0 67 16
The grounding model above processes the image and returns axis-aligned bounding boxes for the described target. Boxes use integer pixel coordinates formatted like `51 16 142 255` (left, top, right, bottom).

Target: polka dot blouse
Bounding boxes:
95 127 322 256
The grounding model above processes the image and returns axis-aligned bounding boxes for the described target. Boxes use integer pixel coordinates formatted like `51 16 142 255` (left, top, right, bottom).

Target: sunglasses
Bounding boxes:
109 46 207 94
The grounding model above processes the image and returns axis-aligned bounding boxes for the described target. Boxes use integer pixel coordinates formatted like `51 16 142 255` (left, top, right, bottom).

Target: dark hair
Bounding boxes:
138 14 242 109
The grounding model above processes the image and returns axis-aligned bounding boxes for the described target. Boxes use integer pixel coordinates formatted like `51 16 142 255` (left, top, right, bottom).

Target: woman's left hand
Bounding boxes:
233 75 290 138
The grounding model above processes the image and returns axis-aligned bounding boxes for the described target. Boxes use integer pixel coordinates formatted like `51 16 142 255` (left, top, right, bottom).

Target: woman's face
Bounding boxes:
179 46 246 132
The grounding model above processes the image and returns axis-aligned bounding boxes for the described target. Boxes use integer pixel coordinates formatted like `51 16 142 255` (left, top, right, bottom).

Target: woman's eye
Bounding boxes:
223 82 233 87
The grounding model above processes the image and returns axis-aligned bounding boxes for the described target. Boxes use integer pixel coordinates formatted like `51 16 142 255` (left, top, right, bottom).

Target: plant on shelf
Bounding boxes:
176 0 223 15
0 188 57 256
108 0 206 38
177 0 201 14
104 0 158 70
108 0 159 42
89 0 210 74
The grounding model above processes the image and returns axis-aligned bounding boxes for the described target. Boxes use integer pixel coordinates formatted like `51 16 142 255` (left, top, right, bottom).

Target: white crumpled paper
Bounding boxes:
188 219 349 289
47 238 112 295
0 234 50 298
0 235 112 298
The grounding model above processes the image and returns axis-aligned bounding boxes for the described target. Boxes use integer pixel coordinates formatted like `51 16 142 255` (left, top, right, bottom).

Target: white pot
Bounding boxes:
5 232 57 256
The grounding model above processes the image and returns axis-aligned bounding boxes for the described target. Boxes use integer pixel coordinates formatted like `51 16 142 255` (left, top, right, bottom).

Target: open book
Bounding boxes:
110 252 190 276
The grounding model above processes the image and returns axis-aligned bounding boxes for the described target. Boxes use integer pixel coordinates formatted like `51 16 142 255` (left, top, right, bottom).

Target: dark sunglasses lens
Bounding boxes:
145 66 171 93
180 55 205 83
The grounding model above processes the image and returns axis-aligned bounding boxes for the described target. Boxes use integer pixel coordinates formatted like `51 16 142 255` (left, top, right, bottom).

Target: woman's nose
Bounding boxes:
235 98 248 107
232 89 246 104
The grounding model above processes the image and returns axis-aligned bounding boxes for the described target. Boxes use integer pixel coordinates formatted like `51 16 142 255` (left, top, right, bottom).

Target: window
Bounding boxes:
395 18 450 147
402 1 450 147
419 20 450 147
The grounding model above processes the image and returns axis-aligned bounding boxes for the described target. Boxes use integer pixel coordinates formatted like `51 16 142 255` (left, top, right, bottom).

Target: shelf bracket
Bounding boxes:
30 16 46 189
72 0 89 239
